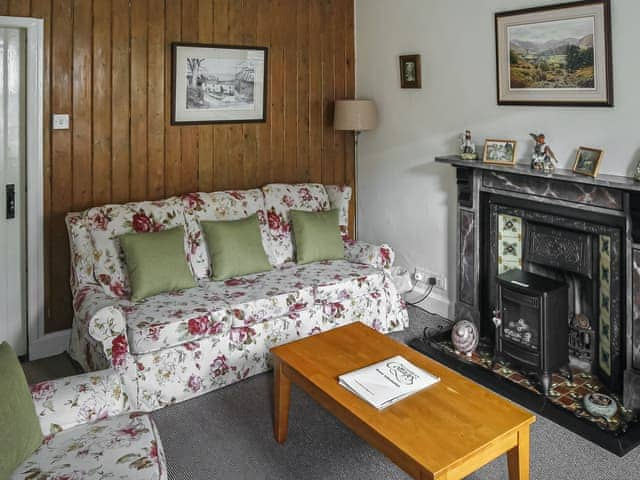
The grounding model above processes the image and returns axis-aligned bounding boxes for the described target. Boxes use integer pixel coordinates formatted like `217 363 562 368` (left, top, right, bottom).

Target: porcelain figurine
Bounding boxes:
460 130 477 160
451 320 479 357
530 133 557 173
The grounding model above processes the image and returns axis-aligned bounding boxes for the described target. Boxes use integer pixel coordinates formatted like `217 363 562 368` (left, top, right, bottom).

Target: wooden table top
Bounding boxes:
271 322 535 478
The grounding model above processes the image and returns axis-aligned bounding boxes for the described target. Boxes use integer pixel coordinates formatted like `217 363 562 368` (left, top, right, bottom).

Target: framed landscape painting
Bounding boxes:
495 0 613 106
172 43 268 125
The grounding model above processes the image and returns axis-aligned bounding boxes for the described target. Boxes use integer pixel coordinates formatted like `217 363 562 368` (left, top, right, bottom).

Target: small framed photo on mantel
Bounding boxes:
483 139 517 166
573 146 604 177
172 42 268 125
399 54 421 89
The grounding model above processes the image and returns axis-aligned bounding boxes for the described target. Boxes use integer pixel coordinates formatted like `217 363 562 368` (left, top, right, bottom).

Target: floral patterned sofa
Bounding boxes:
12 369 166 479
66 183 408 412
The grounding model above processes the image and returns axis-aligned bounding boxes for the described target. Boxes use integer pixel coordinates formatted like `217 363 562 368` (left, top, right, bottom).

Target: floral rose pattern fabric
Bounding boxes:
13 413 167 480
344 239 395 271
262 183 331 265
66 184 408 412
85 197 187 298
66 212 97 297
119 287 231 354
180 189 273 278
30 370 129 436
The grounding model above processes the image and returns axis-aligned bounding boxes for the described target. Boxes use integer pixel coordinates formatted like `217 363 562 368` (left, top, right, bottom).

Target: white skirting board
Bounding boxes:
413 291 451 319
29 329 70 361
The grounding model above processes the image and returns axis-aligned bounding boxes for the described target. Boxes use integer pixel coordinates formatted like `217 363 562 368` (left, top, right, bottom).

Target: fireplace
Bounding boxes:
487 195 622 393
411 156 640 455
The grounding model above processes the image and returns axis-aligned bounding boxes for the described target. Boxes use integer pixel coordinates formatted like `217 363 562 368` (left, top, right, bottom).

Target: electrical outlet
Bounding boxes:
414 267 447 292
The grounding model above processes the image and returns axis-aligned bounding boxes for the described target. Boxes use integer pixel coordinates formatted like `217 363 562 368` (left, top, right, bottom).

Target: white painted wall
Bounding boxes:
355 0 640 317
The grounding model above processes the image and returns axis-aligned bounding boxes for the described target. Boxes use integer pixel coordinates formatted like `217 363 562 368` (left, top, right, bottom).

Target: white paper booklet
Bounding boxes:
338 355 440 410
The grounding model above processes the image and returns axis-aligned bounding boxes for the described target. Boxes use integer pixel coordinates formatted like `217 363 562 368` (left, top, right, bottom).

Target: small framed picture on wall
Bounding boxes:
399 54 421 89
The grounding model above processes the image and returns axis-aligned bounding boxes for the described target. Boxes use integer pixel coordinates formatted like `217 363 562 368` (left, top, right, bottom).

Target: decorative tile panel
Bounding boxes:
599 235 612 376
498 214 523 274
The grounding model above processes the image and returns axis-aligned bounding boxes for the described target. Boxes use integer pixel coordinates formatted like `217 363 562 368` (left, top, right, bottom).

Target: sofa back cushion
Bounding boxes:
85 197 185 298
119 226 198 301
181 189 270 278
262 183 330 265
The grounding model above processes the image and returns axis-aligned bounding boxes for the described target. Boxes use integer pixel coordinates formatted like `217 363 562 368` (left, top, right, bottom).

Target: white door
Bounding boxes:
0 26 26 356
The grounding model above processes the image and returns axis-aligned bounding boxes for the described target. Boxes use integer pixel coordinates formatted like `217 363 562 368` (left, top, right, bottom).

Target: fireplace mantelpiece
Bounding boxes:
435 155 640 409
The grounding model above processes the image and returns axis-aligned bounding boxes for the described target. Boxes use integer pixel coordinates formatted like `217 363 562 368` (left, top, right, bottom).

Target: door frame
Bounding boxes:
0 16 45 359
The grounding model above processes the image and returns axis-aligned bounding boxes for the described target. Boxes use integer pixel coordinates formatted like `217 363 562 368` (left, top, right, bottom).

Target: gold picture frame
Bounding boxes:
482 139 517 166
573 146 604 177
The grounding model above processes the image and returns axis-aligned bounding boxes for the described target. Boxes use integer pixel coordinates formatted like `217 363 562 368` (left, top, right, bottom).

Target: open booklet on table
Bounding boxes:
338 355 440 410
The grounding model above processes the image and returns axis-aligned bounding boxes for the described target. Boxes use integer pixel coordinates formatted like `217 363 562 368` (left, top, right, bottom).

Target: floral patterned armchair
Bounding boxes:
66 183 408 412
11 369 167 479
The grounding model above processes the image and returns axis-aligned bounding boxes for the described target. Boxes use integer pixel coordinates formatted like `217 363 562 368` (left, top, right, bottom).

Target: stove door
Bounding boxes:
501 287 540 353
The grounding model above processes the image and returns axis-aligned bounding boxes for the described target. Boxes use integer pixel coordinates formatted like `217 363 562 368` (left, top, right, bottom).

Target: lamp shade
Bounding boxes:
333 100 378 132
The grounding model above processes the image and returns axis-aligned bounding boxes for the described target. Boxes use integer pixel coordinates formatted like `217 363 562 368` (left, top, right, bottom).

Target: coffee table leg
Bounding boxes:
507 425 530 480
273 358 291 444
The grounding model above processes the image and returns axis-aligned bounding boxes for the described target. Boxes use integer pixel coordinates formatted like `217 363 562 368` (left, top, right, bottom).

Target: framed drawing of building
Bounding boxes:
172 43 268 124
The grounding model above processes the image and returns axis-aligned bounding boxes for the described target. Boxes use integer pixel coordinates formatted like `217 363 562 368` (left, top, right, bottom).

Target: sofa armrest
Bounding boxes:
30 369 129 436
344 239 395 271
74 284 130 369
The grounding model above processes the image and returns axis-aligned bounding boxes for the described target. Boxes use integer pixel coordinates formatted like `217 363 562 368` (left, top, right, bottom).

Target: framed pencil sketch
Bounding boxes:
172 43 268 125
495 0 613 106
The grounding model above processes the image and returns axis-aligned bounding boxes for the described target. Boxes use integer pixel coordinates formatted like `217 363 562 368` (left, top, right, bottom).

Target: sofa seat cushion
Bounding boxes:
123 288 230 354
203 260 383 328
13 413 166 480
203 269 315 328
292 260 385 303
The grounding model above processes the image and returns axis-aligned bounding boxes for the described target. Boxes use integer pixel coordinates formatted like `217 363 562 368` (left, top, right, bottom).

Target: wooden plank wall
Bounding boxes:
1 0 355 333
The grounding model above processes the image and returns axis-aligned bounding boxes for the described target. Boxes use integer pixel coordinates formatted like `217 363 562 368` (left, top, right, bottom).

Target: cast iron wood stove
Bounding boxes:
495 270 569 396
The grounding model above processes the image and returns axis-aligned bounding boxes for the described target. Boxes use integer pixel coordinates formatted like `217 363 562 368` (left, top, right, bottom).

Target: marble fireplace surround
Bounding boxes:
434 156 640 410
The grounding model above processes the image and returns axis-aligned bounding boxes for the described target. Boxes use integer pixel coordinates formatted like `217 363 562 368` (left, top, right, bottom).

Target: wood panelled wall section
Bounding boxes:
1 0 355 333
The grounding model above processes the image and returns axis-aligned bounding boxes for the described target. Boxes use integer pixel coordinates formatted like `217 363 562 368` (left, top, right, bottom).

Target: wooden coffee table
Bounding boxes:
271 322 535 480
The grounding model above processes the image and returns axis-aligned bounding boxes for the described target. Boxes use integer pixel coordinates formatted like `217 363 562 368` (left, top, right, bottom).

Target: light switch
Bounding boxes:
52 114 70 130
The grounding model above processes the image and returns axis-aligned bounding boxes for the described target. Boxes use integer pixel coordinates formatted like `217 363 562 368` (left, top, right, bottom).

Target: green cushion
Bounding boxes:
119 226 197 301
290 209 344 264
0 342 43 478
201 214 272 281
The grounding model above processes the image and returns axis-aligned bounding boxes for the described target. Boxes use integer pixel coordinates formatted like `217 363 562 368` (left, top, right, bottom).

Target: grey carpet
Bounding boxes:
151 307 640 479
21 352 81 384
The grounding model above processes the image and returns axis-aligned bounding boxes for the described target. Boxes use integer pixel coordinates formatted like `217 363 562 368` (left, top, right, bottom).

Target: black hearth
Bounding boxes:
496 270 569 396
